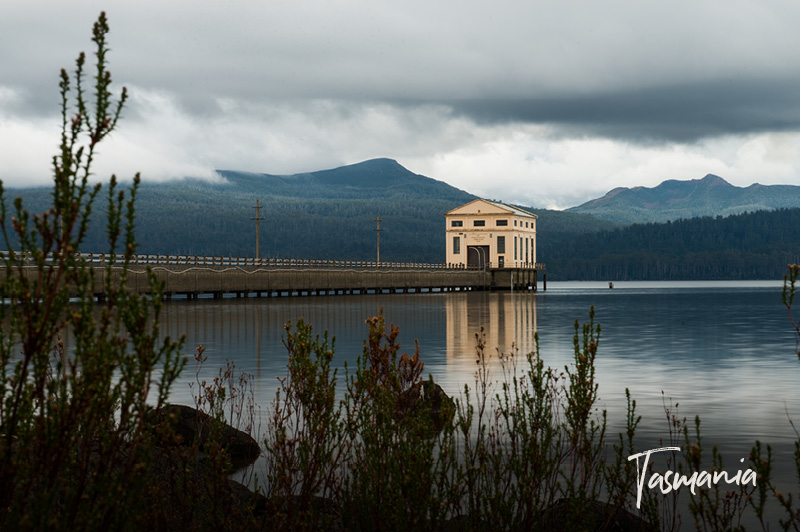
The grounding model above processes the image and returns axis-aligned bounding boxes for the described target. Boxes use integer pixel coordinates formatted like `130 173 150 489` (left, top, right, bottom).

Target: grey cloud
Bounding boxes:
7 0 800 203
440 77 800 143
5 1 800 142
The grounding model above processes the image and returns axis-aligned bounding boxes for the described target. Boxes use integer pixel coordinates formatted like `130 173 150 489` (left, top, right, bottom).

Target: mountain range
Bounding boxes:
568 174 800 223
4 159 800 279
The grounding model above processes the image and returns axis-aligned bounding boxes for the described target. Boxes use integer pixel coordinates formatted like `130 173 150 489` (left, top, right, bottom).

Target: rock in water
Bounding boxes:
397 380 455 433
160 403 261 468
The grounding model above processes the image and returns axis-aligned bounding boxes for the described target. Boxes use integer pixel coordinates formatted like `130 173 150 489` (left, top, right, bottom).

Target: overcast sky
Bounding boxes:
3 1 800 208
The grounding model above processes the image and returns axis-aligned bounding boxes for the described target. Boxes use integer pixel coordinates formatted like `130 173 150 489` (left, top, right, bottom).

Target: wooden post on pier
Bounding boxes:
251 200 265 259
375 214 383 265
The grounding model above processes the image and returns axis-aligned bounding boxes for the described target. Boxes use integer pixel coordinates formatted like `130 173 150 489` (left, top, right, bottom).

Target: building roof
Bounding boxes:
445 198 538 218
490 200 538 218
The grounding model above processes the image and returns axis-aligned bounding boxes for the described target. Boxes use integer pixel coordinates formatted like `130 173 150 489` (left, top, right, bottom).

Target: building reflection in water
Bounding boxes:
445 291 538 370
57 291 539 403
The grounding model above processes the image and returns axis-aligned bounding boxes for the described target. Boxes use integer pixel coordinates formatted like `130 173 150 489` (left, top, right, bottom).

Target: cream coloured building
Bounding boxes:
445 199 538 269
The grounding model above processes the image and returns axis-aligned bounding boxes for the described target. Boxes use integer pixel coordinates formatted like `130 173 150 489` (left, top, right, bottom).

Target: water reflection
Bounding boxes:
133 282 800 525
152 283 800 476
443 291 538 388
45 279 800 524
445 291 538 362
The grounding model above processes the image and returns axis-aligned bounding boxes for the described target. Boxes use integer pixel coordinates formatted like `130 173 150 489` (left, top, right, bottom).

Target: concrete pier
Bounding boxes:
6 253 545 300
91 264 544 299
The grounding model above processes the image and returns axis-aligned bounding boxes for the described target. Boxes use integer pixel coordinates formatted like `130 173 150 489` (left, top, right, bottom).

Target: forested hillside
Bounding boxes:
546 208 800 280
7 159 797 280
4 159 617 263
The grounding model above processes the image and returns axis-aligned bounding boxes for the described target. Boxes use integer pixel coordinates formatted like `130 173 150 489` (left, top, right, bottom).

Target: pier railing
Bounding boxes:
2 251 545 271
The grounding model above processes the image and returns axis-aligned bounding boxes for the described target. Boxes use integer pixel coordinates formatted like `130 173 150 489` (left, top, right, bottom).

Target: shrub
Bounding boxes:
0 13 184 531
784 264 800 358
266 308 650 531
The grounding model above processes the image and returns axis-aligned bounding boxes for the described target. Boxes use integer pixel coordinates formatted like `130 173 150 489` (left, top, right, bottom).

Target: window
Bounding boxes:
525 221 529 228
451 220 463 227
525 238 529 262
496 219 508 226
514 236 517 260
497 236 505 254
474 220 485 227
514 220 517 227
453 236 461 255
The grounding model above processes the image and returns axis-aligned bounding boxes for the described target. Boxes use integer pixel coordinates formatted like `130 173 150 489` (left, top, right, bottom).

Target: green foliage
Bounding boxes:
0 13 184 531
263 319 344 531
261 293 800 530
338 315 444 531
682 417 752 531
266 309 651 531
784 264 800 358
547 209 800 280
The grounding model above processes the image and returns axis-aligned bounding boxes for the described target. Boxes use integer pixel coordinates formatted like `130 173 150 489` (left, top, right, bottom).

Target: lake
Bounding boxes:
156 280 800 521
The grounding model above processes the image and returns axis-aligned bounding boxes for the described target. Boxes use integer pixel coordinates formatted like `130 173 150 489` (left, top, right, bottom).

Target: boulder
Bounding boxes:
398 380 455 432
158 403 261 469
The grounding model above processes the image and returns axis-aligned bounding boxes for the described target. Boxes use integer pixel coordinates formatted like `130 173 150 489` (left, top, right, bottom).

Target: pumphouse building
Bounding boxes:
445 199 538 269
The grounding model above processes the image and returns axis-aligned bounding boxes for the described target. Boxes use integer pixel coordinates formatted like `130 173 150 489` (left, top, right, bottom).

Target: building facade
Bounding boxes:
445 199 538 269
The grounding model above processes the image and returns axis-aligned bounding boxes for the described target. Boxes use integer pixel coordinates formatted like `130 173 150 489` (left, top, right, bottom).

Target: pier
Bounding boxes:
9 253 546 299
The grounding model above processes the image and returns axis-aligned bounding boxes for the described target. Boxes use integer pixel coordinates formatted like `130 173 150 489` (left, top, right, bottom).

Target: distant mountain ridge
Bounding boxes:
3 158 616 262
213 158 462 198
4 158 798 279
568 174 800 223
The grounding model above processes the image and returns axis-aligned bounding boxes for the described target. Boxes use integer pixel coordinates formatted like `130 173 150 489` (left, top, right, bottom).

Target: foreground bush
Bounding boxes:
264 310 660 531
0 13 188 531
262 276 800 531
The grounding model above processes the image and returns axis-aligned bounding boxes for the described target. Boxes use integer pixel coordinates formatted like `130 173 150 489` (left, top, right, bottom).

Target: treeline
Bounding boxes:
543 208 800 280
5 179 474 263
5 171 617 264
9 177 800 280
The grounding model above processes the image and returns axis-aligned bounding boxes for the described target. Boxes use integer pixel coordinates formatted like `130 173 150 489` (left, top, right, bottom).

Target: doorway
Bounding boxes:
467 245 490 269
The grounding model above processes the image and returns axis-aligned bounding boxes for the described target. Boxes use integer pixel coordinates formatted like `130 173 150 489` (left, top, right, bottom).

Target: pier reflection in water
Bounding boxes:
154 291 541 405
109 281 800 511
150 283 800 466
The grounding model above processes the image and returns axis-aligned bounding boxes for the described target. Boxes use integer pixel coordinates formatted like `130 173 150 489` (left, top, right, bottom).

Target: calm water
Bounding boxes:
156 280 800 521
159 280 799 455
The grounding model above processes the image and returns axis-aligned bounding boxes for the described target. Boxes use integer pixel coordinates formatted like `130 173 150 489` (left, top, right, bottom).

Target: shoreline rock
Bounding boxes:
158 403 261 469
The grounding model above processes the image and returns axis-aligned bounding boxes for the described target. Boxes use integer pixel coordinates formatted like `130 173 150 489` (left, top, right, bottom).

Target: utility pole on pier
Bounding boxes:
251 200 265 258
375 214 383 264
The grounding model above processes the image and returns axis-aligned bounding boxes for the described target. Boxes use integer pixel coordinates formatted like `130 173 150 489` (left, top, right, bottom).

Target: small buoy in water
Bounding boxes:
608 282 614 289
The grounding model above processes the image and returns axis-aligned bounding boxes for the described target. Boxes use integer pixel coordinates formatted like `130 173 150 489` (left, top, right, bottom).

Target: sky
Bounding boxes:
3 1 800 209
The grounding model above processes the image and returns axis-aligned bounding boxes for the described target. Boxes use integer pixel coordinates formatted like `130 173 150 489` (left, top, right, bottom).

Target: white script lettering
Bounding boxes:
627 448 756 509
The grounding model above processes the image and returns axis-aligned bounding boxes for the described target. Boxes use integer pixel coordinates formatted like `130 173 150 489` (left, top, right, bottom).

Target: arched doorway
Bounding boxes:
467 245 489 269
